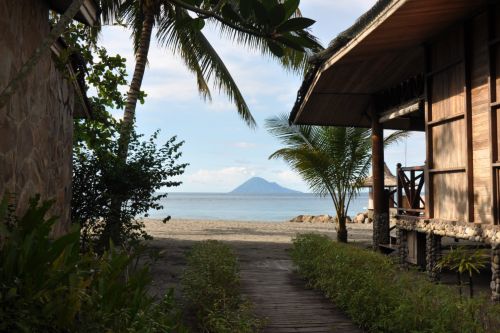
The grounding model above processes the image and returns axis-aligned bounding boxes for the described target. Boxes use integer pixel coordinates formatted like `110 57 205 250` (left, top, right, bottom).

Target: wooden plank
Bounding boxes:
431 119 466 169
429 167 467 173
379 100 422 123
488 7 499 224
426 58 463 77
464 22 475 222
433 172 468 220
471 12 493 224
425 44 434 218
427 113 464 126
238 249 364 333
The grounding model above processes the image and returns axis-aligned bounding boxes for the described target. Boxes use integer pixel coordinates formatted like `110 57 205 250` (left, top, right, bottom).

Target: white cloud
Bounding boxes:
183 167 256 191
275 170 307 191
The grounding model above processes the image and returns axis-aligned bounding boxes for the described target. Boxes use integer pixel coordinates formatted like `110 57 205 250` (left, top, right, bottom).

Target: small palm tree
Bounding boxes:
266 114 405 243
436 246 489 298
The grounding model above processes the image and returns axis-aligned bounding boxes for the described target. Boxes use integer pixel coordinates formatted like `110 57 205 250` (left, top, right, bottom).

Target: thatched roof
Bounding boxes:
362 163 397 188
289 0 490 129
289 0 394 125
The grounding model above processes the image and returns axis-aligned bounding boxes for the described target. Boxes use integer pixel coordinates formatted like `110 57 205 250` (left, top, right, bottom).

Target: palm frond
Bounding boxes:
157 6 255 127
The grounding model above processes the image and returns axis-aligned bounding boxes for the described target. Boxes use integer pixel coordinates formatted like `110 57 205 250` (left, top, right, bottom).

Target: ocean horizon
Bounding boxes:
147 192 370 222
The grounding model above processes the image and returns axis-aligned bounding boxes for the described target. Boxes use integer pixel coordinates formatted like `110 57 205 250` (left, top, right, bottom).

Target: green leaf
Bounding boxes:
266 40 284 57
283 0 300 19
269 4 286 26
190 17 205 30
276 35 304 52
253 1 269 25
239 0 253 19
277 17 316 33
222 4 240 22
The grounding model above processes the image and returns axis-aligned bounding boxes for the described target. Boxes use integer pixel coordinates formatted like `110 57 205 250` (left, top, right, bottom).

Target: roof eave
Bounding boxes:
291 0 407 124
47 0 101 27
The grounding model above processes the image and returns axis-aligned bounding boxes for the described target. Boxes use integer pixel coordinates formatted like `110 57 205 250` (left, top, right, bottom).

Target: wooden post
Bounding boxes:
371 107 389 249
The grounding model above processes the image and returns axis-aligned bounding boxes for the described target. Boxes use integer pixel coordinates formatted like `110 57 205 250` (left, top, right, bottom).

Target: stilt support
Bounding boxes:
426 233 441 282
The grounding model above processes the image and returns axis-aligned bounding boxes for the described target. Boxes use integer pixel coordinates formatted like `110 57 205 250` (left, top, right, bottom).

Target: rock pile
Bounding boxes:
290 215 356 223
290 215 335 223
354 212 373 224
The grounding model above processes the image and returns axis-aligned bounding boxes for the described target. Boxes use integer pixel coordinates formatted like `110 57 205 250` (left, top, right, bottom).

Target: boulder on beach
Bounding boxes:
355 213 366 224
289 214 335 223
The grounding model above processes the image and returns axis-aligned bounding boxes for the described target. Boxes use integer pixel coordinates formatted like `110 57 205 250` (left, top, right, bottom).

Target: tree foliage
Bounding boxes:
63 23 188 250
99 0 323 128
266 114 406 242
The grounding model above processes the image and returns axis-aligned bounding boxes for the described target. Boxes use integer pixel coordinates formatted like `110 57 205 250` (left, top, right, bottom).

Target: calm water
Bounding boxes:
147 192 369 222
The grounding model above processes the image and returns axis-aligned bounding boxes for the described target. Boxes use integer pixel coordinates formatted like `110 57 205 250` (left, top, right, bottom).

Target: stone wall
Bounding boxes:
396 216 500 246
0 0 75 235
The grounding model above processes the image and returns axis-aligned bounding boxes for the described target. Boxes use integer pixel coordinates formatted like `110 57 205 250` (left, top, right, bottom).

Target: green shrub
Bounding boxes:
0 197 186 332
182 241 262 333
291 234 500 333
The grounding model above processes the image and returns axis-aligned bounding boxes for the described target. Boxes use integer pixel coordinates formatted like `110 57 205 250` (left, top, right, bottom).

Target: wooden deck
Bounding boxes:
236 243 364 333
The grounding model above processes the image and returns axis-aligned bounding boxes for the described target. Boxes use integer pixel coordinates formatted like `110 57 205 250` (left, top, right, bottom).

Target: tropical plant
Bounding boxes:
0 196 187 332
436 246 489 298
98 0 323 243
291 234 500 332
266 113 406 242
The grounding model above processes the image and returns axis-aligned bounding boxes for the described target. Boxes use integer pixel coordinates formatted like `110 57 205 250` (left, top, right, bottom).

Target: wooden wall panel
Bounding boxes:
432 172 467 220
431 65 465 120
431 27 463 69
471 13 493 224
494 45 500 102
431 119 466 169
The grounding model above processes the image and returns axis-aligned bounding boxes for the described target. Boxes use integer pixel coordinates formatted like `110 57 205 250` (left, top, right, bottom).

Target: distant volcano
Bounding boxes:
230 177 302 194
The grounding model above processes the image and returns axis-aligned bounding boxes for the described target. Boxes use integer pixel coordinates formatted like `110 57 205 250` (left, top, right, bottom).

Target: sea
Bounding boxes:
146 192 369 222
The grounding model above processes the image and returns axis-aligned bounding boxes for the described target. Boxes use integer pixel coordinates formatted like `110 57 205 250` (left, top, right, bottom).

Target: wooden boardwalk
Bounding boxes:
236 243 363 333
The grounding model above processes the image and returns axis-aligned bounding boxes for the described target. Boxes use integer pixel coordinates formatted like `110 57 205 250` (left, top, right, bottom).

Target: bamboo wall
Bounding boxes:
426 7 500 224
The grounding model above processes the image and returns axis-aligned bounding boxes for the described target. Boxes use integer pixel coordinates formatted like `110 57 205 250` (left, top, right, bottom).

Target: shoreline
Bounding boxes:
143 218 374 245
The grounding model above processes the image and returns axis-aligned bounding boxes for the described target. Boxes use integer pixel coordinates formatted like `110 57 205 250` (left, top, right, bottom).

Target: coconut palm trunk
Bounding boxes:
104 9 155 245
118 11 154 159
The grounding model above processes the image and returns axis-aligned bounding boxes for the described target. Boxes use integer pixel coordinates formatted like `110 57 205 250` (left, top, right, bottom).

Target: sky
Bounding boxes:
99 0 426 193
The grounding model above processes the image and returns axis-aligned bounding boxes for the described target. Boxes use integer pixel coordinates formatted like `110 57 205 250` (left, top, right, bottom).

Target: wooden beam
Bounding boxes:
379 100 422 123
488 7 499 225
372 108 385 214
463 22 474 223
424 44 434 219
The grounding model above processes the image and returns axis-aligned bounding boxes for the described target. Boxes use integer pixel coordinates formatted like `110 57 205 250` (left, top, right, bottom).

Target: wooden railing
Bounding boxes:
396 164 426 217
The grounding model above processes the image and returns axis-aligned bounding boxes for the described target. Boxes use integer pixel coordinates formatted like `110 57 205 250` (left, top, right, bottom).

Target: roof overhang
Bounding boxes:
291 0 492 130
48 0 100 27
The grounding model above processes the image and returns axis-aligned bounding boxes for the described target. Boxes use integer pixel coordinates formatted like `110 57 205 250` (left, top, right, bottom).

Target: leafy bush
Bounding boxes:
291 234 500 333
73 128 188 250
182 241 262 333
0 197 186 332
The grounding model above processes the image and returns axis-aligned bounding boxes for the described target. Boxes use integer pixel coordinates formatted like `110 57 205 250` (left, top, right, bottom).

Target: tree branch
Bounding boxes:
0 0 86 109
168 0 270 39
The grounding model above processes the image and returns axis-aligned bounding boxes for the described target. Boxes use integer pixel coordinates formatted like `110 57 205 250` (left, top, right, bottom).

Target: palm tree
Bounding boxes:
266 114 406 243
98 0 322 244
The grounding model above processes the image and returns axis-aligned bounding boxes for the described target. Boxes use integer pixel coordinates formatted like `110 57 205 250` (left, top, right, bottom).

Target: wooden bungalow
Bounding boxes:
289 0 500 300
0 0 99 235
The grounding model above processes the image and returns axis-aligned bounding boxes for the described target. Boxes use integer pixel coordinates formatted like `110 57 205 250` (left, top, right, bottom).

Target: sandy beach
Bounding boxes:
144 218 374 245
